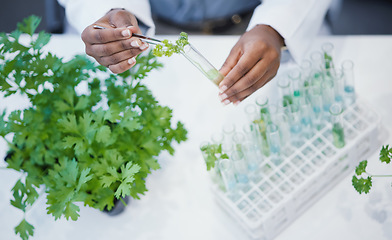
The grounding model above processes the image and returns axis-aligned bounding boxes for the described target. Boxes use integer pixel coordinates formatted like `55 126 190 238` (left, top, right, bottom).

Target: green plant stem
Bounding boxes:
119 197 127 207
367 172 392 178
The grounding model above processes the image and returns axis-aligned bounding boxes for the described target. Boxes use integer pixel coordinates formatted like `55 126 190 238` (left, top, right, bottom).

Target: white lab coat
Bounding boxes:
57 0 332 63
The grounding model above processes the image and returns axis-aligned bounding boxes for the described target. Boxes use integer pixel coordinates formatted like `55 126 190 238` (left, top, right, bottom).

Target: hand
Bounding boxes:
81 9 149 73
218 24 284 105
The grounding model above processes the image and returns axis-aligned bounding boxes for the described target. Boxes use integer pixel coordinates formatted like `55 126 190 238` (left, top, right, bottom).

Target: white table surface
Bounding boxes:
1 34 392 240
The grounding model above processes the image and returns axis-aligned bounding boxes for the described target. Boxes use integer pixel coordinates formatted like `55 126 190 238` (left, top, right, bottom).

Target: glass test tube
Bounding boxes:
218 158 237 191
286 101 303 147
321 42 335 70
329 103 345 148
277 77 293 107
309 85 325 131
255 95 271 123
266 123 283 166
299 97 313 139
200 142 225 189
321 79 335 115
242 141 263 171
332 69 345 105
300 60 313 100
341 60 356 106
310 51 324 71
181 44 224 86
231 150 249 184
232 132 246 153
244 104 270 157
288 69 302 98
222 123 236 149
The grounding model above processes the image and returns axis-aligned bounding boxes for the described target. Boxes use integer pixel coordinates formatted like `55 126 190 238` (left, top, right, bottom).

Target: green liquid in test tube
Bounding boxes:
329 103 345 148
181 44 224 86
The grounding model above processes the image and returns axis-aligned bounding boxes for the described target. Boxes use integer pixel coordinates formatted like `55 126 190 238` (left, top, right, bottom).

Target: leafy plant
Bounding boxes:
200 143 229 171
152 32 189 57
0 16 187 240
352 145 392 194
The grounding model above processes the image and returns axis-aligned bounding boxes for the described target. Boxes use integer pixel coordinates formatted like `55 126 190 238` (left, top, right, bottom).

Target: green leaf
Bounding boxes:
145 157 160 170
74 95 90 110
10 180 27 212
104 104 122 122
32 31 51 50
14 219 34 240
76 168 93 191
114 162 141 198
380 145 391 164
58 114 79 134
64 202 80 221
355 160 368 175
17 15 41 36
352 175 372 194
96 125 111 144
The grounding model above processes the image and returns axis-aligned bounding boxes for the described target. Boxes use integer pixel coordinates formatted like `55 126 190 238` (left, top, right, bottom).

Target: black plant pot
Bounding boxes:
103 196 129 216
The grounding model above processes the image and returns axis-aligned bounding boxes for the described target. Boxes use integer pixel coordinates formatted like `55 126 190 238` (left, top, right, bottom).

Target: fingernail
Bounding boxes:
139 43 149 50
128 57 136 65
219 93 228 101
131 41 140 47
233 101 240 106
219 85 228 92
122 29 131 37
222 99 230 105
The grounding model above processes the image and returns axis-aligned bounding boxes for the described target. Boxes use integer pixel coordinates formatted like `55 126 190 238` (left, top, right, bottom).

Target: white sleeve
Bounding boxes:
247 0 332 63
57 0 155 35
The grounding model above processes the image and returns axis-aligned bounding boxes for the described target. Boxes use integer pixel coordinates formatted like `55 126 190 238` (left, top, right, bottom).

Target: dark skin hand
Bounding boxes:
81 9 149 74
82 10 284 104
218 24 285 105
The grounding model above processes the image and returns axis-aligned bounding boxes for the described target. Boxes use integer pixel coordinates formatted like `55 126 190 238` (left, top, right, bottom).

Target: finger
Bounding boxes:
108 57 137 74
218 51 261 92
98 48 144 67
219 45 241 78
87 37 143 57
220 58 269 100
223 69 277 105
220 58 279 104
82 26 133 45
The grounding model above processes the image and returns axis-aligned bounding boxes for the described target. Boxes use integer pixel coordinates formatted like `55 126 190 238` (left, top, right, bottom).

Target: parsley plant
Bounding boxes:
0 16 187 240
352 145 392 194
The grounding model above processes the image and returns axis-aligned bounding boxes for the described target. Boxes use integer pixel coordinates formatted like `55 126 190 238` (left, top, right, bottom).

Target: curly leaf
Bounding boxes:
352 175 372 194
355 160 368 176
14 219 34 240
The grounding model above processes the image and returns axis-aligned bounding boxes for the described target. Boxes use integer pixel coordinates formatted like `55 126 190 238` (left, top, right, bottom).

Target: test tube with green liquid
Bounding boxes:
329 103 345 148
181 44 224 86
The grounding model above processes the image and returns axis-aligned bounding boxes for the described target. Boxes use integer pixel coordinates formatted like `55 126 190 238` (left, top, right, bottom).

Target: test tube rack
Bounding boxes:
210 99 381 239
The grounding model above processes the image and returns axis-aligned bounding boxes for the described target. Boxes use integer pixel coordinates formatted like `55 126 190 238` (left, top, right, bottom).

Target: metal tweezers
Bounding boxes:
93 25 162 45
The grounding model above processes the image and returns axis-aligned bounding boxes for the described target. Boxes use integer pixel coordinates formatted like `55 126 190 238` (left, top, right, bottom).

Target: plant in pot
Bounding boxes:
0 16 187 240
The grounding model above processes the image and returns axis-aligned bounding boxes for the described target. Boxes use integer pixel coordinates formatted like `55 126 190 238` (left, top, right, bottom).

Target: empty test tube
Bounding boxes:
266 123 283 165
231 150 249 184
341 60 356 106
218 158 237 191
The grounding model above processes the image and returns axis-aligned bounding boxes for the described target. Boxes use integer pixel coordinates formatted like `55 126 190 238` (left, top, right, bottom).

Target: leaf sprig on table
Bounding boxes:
152 32 189 57
352 145 392 194
0 16 187 240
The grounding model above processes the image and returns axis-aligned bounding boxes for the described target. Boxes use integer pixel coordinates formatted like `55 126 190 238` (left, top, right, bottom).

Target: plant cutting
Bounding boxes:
0 16 187 240
152 32 224 86
352 145 392 194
